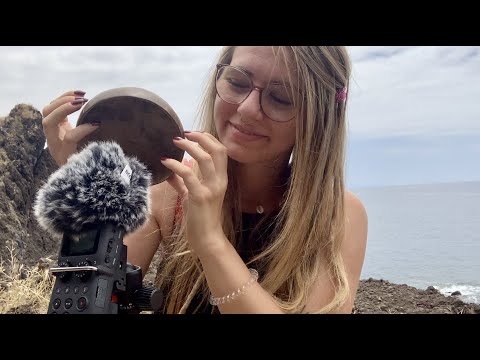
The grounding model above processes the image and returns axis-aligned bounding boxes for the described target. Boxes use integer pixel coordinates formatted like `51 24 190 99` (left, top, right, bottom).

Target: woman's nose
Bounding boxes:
236 88 264 122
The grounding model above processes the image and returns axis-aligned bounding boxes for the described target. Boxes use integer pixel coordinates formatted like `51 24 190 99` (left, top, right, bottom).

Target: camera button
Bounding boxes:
65 298 73 309
77 297 88 311
73 286 79 294
53 298 61 309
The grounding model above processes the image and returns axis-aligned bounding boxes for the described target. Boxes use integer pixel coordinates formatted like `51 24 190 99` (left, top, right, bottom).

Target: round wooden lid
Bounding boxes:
76 87 184 184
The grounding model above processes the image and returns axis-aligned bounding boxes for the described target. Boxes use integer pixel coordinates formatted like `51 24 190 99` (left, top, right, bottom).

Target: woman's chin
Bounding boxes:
226 148 254 163
223 143 261 164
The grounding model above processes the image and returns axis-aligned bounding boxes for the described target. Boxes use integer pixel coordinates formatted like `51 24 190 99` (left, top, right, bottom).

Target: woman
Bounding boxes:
42 46 368 314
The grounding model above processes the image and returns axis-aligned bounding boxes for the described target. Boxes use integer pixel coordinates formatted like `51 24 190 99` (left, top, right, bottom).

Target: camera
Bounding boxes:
48 223 162 314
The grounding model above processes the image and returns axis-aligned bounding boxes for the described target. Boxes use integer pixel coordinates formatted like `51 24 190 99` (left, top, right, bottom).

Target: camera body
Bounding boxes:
48 222 128 314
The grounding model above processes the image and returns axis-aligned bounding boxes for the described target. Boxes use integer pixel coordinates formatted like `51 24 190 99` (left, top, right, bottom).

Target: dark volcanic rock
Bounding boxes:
354 278 480 314
0 104 59 268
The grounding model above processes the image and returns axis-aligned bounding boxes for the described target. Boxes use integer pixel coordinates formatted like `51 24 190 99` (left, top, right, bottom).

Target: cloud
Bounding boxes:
347 46 480 138
2 46 478 138
1 46 479 186
0 46 222 130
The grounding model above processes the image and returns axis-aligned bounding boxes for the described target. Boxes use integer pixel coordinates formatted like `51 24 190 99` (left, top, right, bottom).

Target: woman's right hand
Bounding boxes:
42 90 100 166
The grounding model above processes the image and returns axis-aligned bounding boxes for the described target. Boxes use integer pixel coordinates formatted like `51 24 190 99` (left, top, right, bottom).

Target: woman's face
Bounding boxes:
214 46 298 165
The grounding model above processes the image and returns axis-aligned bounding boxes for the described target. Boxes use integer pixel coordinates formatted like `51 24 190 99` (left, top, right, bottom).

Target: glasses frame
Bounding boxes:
215 63 298 123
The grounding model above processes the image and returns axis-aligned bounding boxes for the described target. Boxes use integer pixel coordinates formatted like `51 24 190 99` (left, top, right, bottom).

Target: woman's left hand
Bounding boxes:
160 131 228 254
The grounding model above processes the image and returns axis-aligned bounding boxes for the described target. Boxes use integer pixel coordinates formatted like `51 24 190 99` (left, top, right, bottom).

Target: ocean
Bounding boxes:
354 181 480 304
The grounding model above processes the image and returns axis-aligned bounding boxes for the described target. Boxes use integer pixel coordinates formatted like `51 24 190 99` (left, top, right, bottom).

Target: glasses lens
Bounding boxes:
216 66 252 104
262 85 297 122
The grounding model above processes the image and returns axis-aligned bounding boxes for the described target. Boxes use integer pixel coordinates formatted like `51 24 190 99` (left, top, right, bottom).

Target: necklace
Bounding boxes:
256 205 264 214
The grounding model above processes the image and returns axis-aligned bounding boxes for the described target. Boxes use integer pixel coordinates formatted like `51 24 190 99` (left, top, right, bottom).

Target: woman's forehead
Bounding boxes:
231 46 297 84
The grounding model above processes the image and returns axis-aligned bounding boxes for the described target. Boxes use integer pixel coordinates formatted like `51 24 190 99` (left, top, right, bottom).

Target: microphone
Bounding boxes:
34 140 151 237
34 141 163 314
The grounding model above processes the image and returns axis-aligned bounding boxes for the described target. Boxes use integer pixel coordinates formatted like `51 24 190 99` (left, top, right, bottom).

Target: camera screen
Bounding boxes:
61 228 100 256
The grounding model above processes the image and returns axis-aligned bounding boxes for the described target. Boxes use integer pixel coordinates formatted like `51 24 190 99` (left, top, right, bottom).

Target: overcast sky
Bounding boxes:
1 46 479 188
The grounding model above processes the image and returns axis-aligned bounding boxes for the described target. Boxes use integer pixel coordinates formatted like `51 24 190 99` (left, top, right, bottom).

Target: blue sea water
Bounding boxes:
354 181 480 304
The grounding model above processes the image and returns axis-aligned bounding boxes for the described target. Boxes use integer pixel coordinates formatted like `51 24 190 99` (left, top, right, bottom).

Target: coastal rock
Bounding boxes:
0 104 58 269
353 279 479 314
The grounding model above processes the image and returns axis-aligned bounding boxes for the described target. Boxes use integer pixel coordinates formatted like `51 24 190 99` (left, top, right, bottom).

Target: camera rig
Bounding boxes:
47 222 163 314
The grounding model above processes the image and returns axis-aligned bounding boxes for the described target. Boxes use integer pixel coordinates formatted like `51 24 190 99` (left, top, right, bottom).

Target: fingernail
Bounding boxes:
90 122 101 126
160 156 169 161
71 99 85 105
74 90 86 96
173 136 183 141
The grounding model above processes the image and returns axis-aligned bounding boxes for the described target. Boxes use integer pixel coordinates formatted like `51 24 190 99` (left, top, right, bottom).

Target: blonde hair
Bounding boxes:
155 46 351 313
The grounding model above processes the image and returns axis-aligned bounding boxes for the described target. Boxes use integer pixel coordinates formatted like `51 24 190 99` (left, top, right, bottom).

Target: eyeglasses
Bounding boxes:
215 63 298 122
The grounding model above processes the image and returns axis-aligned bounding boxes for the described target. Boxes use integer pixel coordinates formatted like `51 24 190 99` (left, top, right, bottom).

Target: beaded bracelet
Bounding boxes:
209 268 259 306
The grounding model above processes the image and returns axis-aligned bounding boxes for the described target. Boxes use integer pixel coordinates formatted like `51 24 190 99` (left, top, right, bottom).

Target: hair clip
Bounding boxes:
336 87 347 103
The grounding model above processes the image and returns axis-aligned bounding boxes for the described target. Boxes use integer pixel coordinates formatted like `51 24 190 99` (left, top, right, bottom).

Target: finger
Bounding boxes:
63 123 100 145
160 157 204 196
42 98 88 134
43 90 86 117
165 172 189 199
172 137 217 183
183 131 227 176
49 90 86 104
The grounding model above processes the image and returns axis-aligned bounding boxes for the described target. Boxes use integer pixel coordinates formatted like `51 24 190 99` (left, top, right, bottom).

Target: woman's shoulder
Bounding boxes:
345 191 368 248
344 190 368 236
149 158 193 234
344 191 366 215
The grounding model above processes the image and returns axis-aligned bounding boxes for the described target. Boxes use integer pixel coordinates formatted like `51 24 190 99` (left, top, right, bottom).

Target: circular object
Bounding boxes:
76 87 185 184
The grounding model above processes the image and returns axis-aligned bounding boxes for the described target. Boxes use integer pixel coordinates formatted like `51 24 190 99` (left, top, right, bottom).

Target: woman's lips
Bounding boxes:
229 122 267 140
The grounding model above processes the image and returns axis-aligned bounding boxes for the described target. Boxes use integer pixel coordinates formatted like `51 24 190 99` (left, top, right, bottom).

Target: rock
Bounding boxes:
354 279 478 314
0 104 59 271
451 291 461 296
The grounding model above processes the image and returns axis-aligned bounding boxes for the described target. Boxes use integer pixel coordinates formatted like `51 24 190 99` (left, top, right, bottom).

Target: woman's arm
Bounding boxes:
303 191 368 313
195 236 284 313
160 132 285 313
123 181 177 278
197 191 367 314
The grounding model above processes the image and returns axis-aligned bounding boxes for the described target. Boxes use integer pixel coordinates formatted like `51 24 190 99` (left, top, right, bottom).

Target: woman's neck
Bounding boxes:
237 159 290 214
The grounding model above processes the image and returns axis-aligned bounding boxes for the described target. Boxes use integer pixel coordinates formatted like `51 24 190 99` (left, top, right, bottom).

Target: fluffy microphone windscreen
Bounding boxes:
34 141 151 237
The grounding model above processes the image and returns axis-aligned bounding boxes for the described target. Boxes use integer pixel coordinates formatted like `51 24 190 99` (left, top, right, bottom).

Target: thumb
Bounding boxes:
64 123 100 144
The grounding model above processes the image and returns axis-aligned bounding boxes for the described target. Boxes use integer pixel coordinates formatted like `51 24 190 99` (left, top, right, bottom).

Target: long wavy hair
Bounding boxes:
155 46 351 314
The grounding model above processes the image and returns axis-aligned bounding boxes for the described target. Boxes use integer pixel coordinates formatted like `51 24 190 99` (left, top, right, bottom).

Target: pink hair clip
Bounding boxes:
336 87 347 102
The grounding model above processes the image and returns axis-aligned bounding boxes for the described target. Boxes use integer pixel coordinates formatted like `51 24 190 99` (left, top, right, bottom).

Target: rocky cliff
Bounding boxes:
0 104 58 269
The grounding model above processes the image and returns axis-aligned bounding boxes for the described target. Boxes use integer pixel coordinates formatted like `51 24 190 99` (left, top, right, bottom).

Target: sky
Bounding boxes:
1 46 479 188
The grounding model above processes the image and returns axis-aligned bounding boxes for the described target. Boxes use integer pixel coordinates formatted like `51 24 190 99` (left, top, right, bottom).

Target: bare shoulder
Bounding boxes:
303 191 368 313
149 180 180 240
344 191 368 226
342 191 368 274
343 191 368 253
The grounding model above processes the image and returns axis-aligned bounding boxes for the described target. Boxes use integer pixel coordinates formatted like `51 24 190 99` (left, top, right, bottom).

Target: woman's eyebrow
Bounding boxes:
235 65 292 87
